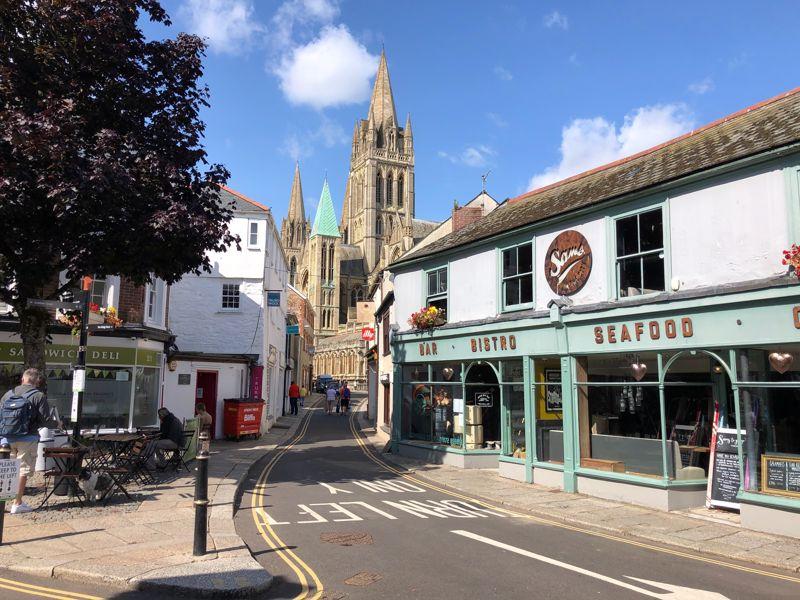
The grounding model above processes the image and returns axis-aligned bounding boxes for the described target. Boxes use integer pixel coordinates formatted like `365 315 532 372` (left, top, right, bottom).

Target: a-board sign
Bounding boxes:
761 455 800 498
0 458 21 502
475 391 493 407
706 427 745 510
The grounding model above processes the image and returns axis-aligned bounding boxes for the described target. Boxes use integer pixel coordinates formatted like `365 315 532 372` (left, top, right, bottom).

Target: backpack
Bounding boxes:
342 387 351 400
0 389 37 436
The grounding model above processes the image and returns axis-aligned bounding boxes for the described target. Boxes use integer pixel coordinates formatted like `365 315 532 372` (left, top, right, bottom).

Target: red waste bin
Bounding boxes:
223 398 264 440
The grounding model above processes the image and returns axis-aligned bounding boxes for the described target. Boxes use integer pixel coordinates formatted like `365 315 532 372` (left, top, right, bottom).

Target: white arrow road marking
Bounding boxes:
319 482 353 495
451 530 730 600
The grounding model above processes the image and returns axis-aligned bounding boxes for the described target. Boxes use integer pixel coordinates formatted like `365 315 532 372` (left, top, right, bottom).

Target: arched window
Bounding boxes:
376 215 383 236
376 172 383 205
320 243 327 280
376 126 384 148
328 244 335 281
288 220 295 246
289 257 297 286
397 175 404 208
350 287 363 307
386 173 393 205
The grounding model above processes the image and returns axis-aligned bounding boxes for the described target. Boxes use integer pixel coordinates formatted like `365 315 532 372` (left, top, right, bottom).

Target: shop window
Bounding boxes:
736 347 800 496
504 383 526 458
221 283 240 311
431 362 461 383
46 366 133 431
432 385 463 448
426 267 448 318
533 358 563 464
383 384 391 425
133 367 160 427
615 208 665 298
501 243 533 309
402 363 427 382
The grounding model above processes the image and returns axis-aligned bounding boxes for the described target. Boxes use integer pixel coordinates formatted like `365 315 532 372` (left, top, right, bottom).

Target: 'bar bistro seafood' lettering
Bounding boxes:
594 318 694 344
471 335 517 353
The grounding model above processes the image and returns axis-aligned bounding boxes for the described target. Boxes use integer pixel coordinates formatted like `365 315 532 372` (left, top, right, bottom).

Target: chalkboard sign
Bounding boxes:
707 427 745 510
761 455 800 498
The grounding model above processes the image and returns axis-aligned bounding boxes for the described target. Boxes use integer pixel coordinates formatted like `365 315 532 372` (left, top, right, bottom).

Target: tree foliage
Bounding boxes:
0 1 238 368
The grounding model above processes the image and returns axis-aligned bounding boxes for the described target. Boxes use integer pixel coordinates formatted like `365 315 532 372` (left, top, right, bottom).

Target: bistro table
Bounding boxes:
40 446 88 508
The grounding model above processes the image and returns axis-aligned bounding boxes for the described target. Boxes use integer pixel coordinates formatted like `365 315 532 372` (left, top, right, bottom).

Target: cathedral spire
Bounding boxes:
287 161 305 222
368 49 397 126
310 177 340 239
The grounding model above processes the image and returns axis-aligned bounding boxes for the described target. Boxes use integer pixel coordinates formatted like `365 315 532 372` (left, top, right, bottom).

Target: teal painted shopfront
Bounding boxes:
391 285 800 535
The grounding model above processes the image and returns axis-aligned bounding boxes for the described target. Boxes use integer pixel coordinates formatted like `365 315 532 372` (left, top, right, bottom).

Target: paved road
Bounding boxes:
236 395 800 600
0 568 155 599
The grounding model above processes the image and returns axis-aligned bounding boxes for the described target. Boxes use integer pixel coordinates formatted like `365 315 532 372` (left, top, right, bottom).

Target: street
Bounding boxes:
236 396 800 600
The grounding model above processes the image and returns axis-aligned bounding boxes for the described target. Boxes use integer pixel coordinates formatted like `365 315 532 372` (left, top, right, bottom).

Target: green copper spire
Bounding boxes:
310 177 340 238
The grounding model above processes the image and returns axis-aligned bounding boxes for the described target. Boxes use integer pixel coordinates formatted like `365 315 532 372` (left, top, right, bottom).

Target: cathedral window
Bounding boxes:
376 216 383 236
321 243 327 281
397 175 404 208
289 257 297 286
386 173 393 205
288 220 294 247
350 287 363 307
376 126 384 148
376 172 383 205
328 244 335 280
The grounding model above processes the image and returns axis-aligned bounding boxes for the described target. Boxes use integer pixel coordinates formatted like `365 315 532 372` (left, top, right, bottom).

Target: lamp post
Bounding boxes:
71 276 92 440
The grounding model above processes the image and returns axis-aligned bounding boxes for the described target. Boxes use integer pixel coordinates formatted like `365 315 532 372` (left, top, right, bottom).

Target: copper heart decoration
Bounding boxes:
769 352 794 374
631 363 648 381
442 367 454 381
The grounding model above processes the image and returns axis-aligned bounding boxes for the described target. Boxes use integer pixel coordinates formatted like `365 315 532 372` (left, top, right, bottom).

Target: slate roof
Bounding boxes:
394 86 800 267
311 178 340 238
217 185 269 214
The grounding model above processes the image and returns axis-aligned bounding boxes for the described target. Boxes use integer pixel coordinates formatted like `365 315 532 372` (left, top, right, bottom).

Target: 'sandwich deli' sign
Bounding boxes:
546 230 592 296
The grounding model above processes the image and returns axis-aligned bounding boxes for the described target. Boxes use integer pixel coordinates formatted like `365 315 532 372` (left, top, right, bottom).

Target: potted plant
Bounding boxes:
408 306 446 330
782 243 800 277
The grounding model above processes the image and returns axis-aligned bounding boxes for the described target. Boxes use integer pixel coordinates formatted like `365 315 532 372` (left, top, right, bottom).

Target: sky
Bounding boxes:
142 1 800 224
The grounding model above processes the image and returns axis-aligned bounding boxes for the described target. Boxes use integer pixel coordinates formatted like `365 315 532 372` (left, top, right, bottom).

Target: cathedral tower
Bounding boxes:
341 50 415 274
307 178 340 338
280 162 307 287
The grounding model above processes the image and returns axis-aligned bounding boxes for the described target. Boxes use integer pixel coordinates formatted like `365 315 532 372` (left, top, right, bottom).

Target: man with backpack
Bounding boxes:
0 368 56 514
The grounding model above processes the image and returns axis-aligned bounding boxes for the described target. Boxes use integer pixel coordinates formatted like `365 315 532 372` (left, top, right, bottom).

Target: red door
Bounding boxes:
195 371 218 439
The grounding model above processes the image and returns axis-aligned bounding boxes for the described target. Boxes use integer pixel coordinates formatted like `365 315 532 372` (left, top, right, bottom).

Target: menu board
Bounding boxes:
707 427 745 510
761 455 800 498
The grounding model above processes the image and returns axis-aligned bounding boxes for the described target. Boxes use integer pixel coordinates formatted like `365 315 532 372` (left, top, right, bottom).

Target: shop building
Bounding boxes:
388 88 800 537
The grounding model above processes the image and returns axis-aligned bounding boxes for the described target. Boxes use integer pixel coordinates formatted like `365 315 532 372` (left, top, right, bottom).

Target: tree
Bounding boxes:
0 1 238 371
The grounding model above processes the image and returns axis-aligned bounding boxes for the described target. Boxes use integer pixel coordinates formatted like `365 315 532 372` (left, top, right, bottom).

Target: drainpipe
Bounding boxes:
548 298 576 493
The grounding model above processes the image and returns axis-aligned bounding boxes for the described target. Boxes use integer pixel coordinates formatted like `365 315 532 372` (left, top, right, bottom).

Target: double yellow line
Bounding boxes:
0 577 101 600
250 402 324 600
346 399 800 585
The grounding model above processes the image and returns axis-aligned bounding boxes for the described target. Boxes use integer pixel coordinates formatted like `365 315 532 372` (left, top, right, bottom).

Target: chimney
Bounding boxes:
452 205 483 232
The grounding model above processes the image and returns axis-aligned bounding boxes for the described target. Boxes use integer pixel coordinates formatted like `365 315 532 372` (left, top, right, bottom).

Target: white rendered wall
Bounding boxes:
393 271 422 329
536 217 608 309
669 168 787 290
205 213 268 280
449 249 497 322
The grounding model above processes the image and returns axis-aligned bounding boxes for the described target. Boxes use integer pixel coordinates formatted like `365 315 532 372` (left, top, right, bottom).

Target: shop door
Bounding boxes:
465 363 501 450
195 371 218 439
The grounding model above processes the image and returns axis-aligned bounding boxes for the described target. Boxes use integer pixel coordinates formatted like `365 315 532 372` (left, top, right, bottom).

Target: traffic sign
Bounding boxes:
0 458 20 502
361 327 375 341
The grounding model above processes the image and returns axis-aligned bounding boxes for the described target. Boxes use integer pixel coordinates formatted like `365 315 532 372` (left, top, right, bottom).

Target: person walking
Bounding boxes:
340 381 351 414
299 384 308 408
0 368 57 514
325 385 337 415
288 381 300 416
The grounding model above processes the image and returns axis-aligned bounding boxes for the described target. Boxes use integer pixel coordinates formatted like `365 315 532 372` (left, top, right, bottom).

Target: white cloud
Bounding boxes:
688 77 714 95
275 25 379 110
486 112 508 128
493 66 513 81
543 10 569 30
180 0 266 55
271 0 339 49
439 145 496 168
313 116 348 147
528 104 694 190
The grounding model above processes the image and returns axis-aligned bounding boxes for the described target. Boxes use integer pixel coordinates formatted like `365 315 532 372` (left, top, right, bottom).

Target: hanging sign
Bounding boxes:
286 325 300 335
361 327 375 341
545 230 592 295
267 292 281 307
0 458 21 502
474 391 493 407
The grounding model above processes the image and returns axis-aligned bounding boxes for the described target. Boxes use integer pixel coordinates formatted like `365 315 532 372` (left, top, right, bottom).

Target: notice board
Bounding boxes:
761 455 800 498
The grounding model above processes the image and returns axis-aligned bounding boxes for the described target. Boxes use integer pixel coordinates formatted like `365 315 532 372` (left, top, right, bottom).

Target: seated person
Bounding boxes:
146 407 184 469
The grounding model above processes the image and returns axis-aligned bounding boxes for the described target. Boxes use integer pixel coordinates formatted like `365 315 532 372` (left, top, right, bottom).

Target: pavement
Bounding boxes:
355 409 800 575
234 397 800 599
0 406 312 598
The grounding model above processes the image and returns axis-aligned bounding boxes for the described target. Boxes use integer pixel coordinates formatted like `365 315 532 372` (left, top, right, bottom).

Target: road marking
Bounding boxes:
347 399 800 585
451 530 730 600
352 479 426 493
319 482 352 495
0 577 102 600
340 501 398 519
309 502 364 522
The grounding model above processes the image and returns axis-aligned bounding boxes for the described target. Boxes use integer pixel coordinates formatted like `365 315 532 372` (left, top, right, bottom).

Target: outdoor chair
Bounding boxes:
115 437 156 486
163 429 196 472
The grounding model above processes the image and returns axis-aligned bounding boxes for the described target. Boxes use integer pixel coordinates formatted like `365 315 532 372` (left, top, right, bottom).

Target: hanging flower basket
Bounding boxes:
782 243 800 277
408 306 446 330
57 305 124 336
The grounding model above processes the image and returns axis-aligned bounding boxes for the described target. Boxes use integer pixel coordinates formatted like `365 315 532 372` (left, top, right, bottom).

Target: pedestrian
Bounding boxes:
299 384 307 408
288 380 300 416
340 381 351 414
0 368 57 514
325 385 337 415
146 408 184 470
195 402 213 436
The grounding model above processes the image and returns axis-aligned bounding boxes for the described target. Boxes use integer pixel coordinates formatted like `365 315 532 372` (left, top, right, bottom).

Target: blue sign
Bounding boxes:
267 291 281 307
286 324 299 335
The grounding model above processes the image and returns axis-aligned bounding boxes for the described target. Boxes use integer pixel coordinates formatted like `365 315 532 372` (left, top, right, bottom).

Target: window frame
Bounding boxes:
221 283 241 312
90 276 107 307
144 278 167 327
423 264 449 321
499 239 535 312
247 220 260 249
610 202 670 300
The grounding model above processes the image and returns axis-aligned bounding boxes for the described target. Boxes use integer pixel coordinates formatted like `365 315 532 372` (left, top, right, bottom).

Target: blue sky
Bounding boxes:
144 1 799 223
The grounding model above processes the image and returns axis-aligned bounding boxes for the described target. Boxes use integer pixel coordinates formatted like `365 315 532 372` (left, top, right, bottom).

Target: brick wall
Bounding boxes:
452 206 483 232
118 277 145 324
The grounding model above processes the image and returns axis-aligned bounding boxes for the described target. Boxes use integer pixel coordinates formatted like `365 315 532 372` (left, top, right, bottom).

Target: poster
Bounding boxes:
545 369 562 412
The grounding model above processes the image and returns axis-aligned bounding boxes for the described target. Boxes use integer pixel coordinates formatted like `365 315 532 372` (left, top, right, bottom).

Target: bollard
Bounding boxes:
193 431 210 556
0 441 11 545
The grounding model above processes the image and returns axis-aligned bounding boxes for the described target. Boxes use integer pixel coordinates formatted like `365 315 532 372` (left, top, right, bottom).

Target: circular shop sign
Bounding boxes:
545 230 592 295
